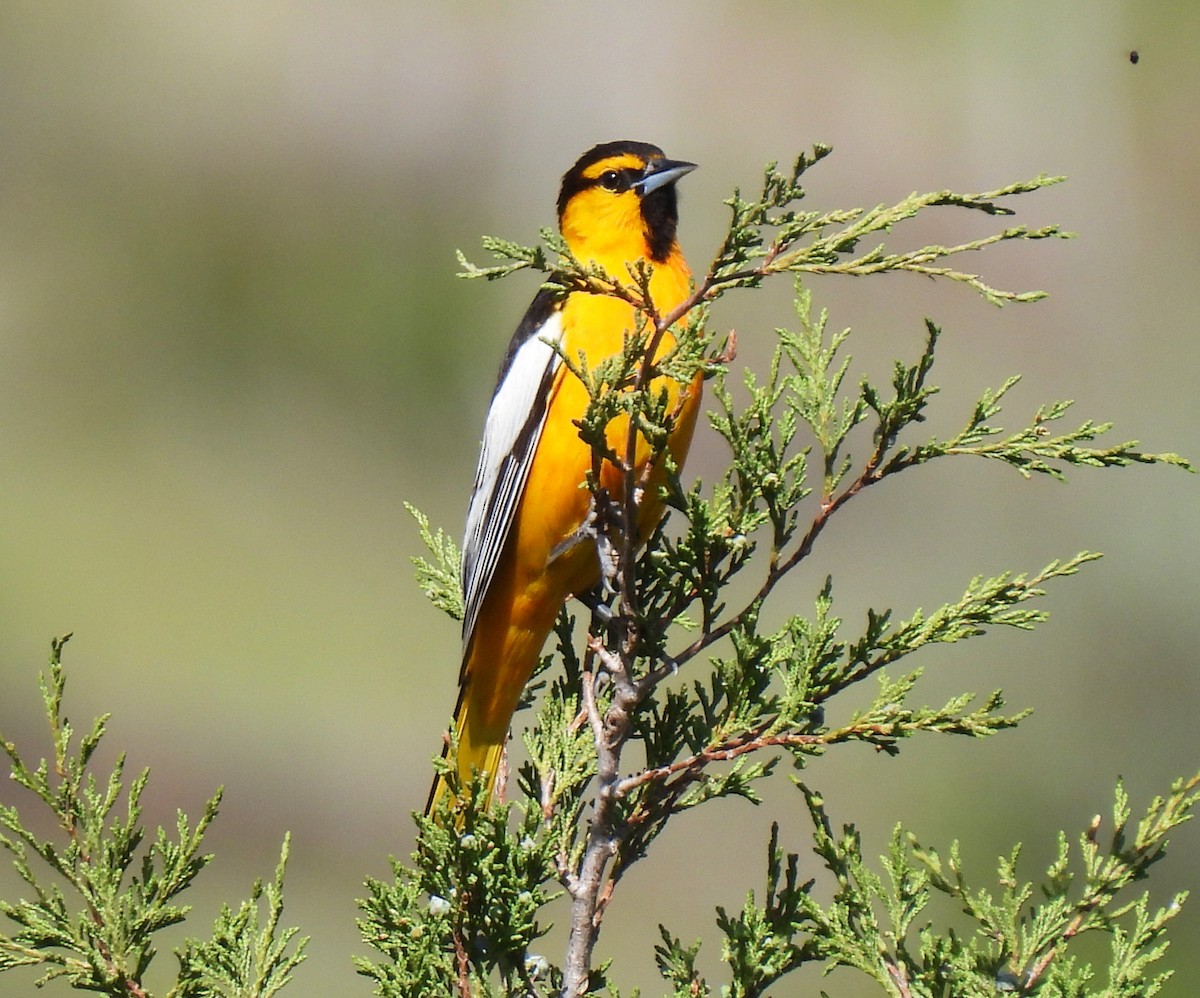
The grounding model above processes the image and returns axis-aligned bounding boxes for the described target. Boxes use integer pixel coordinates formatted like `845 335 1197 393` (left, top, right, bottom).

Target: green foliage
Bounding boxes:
378 146 1196 997
0 636 306 996
706 147 1068 307
356 784 562 998
174 837 307 998
653 775 1198 997
406 501 465 623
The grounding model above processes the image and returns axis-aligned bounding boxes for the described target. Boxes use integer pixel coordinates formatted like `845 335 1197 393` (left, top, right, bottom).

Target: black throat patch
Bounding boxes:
639 184 679 264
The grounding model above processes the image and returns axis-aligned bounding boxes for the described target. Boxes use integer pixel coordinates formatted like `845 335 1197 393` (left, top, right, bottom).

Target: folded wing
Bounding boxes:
460 290 564 651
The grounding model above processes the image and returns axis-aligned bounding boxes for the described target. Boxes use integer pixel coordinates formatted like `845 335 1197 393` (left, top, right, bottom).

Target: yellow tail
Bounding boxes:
424 685 509 817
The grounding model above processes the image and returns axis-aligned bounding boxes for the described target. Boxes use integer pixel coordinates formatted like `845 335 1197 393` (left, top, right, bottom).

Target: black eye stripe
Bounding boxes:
557 142 667 218
594 168 636 193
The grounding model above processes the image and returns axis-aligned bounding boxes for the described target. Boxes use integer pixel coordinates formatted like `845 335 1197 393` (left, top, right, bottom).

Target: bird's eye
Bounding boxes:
598 170 624 192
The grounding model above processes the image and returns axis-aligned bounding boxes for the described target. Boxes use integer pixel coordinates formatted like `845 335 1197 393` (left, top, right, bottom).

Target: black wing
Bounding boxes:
460 289 564 651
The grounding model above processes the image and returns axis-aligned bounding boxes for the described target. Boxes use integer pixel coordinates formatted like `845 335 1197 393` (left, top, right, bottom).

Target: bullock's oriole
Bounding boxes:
426 140 701 814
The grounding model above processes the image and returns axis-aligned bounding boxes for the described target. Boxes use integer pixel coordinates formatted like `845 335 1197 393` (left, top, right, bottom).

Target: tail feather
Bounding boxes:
425 579 560 819
424 691 507 817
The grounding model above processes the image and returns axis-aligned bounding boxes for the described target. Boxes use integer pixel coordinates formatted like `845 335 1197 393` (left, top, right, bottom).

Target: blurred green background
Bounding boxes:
1 2 1196 994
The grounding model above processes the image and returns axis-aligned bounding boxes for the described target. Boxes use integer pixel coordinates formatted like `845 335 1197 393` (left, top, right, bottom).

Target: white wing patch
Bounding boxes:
460 310 564 651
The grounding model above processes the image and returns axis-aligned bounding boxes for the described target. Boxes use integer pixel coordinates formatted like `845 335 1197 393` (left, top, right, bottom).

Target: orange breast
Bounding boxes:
510 252 700 596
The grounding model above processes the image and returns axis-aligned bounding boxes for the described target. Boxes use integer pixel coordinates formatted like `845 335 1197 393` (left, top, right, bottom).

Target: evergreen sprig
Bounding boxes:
174 836 307 998
378 145 1195 997
881 369 1193 479
356 787 562 998
406 501 466 622
651 774 1198 997
0 637 306 996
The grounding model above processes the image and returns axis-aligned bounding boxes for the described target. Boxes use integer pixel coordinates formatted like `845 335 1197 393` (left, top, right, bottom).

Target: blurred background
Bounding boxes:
1 2 1196 994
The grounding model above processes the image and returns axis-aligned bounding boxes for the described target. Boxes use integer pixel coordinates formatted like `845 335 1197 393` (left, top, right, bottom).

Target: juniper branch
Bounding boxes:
0 639 305 997
458 146 1071 333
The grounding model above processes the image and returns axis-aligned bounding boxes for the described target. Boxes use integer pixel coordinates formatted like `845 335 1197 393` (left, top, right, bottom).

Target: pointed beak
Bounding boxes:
636 157 697 197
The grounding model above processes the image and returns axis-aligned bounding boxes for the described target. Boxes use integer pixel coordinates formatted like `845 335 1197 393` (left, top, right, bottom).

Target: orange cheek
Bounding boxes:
561 192 648 267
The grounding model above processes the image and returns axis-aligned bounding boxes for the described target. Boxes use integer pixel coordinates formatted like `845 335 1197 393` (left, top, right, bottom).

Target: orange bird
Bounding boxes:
427 141 701 814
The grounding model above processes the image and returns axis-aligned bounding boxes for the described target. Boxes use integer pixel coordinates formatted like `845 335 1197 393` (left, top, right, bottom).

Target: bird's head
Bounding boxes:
556 141 696 266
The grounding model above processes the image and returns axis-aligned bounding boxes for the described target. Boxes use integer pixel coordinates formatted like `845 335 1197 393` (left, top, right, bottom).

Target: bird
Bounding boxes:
425 140 702 815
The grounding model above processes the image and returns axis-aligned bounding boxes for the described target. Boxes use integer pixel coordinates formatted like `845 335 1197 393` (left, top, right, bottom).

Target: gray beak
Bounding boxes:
637 157 697 196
